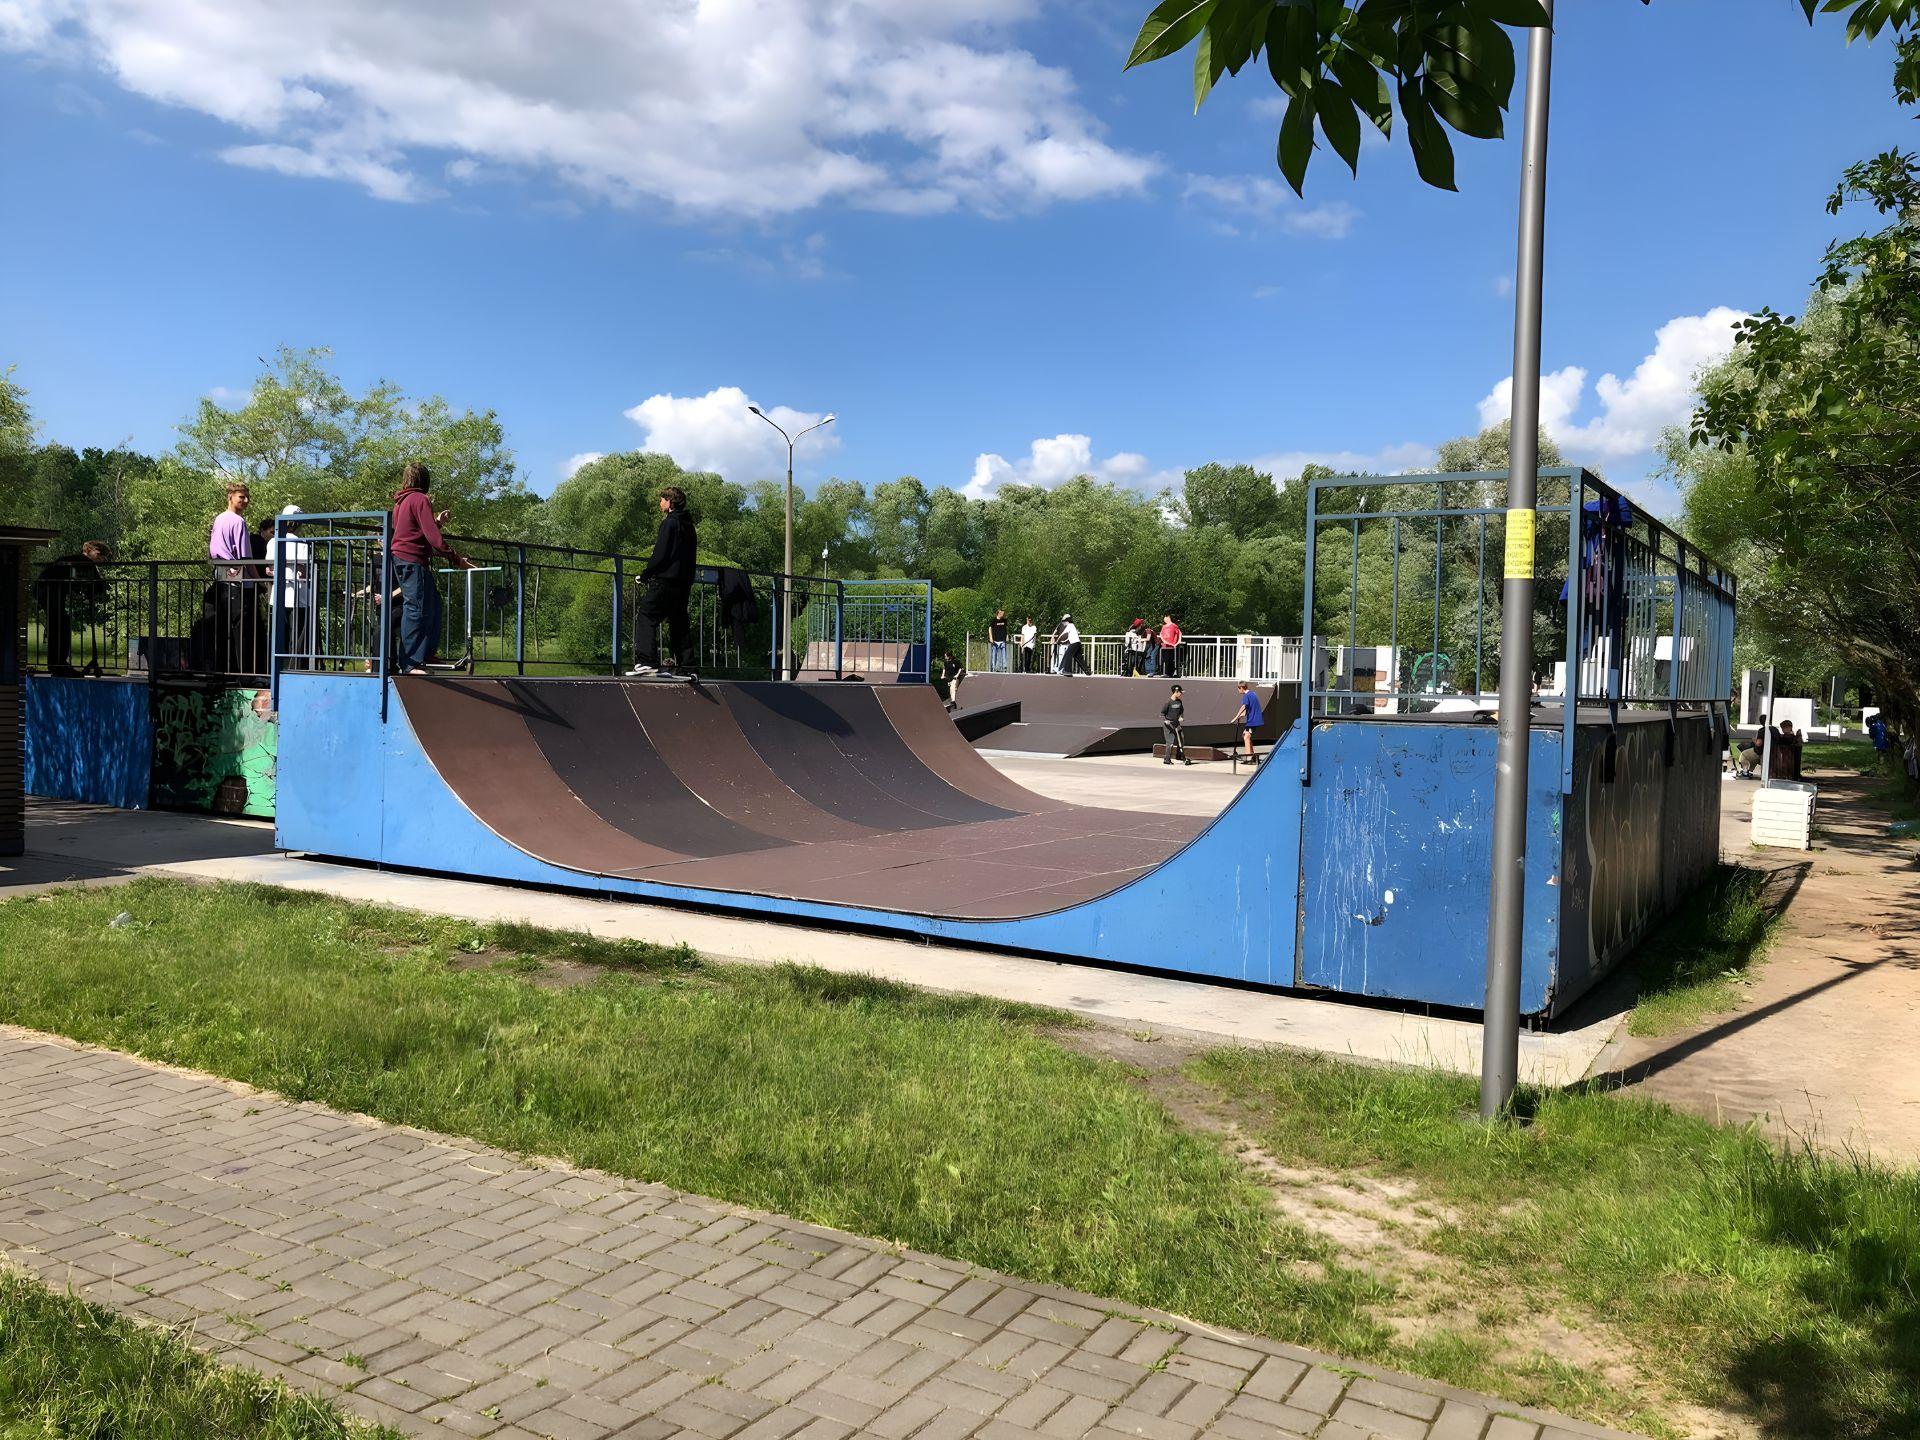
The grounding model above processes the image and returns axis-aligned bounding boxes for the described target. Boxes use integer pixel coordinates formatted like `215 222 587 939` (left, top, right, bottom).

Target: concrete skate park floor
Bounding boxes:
4 744 1619 1088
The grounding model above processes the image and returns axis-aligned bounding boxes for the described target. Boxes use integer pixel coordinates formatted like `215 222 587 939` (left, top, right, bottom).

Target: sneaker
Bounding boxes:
1183 758 1193 766
1163 758 1173 765
628 664 658 676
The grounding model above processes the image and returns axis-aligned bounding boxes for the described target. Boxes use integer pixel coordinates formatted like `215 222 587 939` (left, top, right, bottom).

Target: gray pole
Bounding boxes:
782 439 796 681
1481 2 1555 1121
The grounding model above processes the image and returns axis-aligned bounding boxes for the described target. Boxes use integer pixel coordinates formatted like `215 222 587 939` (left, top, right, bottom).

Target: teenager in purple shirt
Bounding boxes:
208 481 264 673
388 462 471 673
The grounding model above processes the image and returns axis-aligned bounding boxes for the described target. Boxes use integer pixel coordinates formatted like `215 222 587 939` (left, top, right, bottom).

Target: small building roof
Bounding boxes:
0 525 59 548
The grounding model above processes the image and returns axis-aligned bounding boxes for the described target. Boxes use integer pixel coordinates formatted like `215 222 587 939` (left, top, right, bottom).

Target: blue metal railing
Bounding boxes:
1299 468 1737 792
265 512 936 704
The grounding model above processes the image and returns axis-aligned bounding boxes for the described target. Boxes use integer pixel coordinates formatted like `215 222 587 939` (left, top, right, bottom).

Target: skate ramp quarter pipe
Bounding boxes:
952 673 1296 756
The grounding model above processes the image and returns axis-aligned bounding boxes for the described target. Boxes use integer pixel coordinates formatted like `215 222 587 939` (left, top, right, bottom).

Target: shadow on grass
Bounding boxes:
1720 1141 1920 1438
1621 860 1805 1038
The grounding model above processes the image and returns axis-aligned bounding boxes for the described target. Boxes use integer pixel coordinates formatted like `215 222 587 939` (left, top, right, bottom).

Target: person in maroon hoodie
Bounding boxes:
388 462 471 673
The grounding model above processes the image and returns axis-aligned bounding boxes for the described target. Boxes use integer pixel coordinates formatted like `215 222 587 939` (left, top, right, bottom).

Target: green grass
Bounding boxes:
1627 865 1781 1037
0 880 1386 1361
1194 1047 1920 1440
0 1270 395 1439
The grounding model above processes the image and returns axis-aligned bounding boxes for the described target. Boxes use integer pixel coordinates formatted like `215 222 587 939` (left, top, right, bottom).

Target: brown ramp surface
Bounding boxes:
394 677 685 876
624 682 875 845
874 685 1068 813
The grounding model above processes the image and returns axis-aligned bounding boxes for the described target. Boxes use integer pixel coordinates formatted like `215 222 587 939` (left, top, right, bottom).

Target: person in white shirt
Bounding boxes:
266 503 314 668
1018 617 1038 673
1058 613 1086 675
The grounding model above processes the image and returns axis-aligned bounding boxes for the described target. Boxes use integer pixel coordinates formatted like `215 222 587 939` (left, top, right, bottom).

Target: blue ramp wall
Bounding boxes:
1297 721 1565 1013
275 673 1303 986
23 675 152 810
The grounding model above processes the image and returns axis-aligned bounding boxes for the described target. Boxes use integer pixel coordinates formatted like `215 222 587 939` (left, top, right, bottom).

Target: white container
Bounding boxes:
1752 781 1817 850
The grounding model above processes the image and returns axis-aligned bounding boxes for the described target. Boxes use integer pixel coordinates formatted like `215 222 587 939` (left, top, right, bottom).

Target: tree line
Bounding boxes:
0 347 1561 657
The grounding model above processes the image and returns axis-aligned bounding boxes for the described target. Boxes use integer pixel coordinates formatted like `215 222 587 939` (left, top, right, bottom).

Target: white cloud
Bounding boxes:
4 0 1153 217
561 451 604 478
965 433 1177 500
1493 274 1514 299
1182 173 1358 239
625 387 839 481
1477 307 1747 462
688 232 838 283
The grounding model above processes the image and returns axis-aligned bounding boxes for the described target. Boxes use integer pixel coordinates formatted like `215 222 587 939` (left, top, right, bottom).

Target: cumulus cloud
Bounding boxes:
561 451 604 478
4 0 1154 217
625 387 839 481
1182 174 1359 239
964 433 1178 500
1477 308 1747 461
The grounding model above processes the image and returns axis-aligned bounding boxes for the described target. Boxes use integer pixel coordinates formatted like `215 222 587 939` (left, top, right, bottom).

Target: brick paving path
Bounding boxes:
0 1028 1632 1440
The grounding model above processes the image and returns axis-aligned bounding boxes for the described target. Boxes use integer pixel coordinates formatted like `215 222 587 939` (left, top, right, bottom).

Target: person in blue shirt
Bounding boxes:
1233 681 1265 763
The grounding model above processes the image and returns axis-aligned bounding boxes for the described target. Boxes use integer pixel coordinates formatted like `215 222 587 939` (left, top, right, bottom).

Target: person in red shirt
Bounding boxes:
388 462 471 674
1158 614 1183 678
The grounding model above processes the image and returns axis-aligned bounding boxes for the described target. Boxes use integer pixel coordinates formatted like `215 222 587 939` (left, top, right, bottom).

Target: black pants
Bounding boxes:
1161 643 1180 678
636 579 693 670
42 597 74 670
1063 641 1086 675
1162 723 1186 760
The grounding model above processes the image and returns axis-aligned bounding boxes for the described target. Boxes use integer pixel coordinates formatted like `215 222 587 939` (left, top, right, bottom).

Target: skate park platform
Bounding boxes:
951 673 1296 757
275 674 1722 1017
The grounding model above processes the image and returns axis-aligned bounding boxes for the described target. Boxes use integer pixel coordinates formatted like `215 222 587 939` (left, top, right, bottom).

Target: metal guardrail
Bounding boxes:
965 633 1305 682
26 519 937 700
1300 467 1737 792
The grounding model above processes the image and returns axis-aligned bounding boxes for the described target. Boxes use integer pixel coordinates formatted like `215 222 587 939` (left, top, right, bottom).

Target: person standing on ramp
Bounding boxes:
631 485 697 677
1161 684 1192 765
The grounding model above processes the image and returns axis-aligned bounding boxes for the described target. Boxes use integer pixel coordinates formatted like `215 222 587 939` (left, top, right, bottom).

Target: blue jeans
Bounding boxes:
989 641 1007 672
394 562 441 670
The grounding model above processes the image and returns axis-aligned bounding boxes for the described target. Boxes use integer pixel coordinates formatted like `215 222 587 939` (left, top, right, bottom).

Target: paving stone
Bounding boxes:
1333 1397 1435 1440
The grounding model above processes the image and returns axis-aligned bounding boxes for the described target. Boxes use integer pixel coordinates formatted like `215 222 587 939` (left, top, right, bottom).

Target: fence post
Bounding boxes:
145 561 159 679
834 582 845 679
515 545 527 676
611 557 623 676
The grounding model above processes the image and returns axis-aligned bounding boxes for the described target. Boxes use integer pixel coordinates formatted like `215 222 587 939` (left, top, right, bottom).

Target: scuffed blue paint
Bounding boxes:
1297 722 1564 1013
24 675 151 810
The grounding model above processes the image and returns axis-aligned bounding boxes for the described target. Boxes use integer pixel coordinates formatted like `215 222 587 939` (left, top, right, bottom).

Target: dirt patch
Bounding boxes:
1052 1022 1756 1438
446 951 607 990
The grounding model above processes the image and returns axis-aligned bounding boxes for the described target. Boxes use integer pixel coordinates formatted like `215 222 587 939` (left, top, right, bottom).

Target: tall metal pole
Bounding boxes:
750 405 834 681
1481 3 1555 1122
782 438 796 681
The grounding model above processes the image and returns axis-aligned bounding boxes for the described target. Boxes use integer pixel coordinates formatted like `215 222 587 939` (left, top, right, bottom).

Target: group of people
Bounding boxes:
982 609 1185 676
1735 716 1805 781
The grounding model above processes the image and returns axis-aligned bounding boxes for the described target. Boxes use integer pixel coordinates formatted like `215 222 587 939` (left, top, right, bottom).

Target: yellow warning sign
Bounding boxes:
1504 507 1536 579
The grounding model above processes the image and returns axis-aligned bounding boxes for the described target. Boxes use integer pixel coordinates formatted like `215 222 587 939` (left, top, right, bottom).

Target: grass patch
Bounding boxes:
1194 1047 1920 1440
0 1269 394 1438
0 879 1386 1362
1627 864 1781 1037
1810 737 1920 824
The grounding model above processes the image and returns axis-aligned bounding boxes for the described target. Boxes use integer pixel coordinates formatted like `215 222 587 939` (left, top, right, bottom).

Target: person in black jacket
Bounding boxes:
34 541 114 673
631 486 698 675
1161 684 1192 765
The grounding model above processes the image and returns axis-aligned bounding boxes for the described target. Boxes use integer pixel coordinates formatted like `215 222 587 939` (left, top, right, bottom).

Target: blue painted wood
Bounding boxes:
1297 721 1565 1013
23 675 152 810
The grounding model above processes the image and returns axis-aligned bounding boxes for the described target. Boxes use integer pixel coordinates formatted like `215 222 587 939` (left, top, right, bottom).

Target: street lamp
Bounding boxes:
749 405 835 680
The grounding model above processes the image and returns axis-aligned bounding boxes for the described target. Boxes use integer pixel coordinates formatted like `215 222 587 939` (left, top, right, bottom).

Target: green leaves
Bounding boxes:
1126 0 1220 69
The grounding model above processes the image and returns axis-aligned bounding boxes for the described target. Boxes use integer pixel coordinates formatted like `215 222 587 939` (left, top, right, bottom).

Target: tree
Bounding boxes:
1434 420 1562 475
1687 148 1920 752
1125 1 1912 196
1180 462 1284 535
0 367 31 460
175 347 534 535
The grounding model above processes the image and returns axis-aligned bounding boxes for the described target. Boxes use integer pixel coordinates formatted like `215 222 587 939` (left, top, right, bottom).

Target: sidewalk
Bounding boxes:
0 1027 1627 1440
1605 763 1920 1161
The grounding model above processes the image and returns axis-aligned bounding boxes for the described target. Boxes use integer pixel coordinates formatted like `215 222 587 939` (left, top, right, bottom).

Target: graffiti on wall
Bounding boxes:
151 685 277 817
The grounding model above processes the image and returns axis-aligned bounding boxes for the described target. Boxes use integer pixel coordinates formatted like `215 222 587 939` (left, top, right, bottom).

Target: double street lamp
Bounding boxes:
748 404 835 680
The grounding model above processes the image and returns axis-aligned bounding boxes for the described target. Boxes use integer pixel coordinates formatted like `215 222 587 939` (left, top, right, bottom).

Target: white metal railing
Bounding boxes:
965 633 1305 682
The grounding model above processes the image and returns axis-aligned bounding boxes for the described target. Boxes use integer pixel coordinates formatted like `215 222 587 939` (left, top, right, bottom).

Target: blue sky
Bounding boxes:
1 2 1911 514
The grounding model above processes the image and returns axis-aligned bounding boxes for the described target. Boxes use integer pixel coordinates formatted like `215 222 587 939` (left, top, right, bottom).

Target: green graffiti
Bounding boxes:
151 686 278 818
